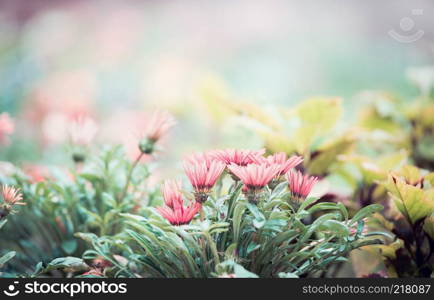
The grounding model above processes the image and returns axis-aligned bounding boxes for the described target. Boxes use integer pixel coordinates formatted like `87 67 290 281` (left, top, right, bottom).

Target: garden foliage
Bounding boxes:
0 71 433 278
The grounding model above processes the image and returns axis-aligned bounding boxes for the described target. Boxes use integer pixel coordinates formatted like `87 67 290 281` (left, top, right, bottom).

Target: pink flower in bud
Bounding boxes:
252 152 303 177
0 113 15 145
1 185 25 206
287 170 318 199
183 157 226 194
142 110 176 142
227 163 281 190
211 149 265 166
156 180 201 225
68 116 99 146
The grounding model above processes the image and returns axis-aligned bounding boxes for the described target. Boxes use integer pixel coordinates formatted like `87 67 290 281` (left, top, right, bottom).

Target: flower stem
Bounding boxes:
119 152 144 203
205 232 220 266
199 208 205 221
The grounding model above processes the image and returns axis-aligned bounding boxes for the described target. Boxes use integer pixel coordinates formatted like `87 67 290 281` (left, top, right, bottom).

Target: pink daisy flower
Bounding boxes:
1 185 25 206
228 163 281 190
211 149 265 166
287 170 318 200
0 113 15 145
228 163 281 203
183 151 217 169
183 157 226 202
156 180 201 226
252 152 303 177
142 110 176 142
138 110 176 155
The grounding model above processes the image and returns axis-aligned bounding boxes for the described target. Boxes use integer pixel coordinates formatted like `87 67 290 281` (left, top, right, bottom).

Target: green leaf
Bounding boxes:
61 240 78 255
246 203 266 229
232 201 247 243
74 232 99 244
233 264 259 278
270 181 288 199
349 204 383 225
79 173 101 183
33 262 44 275
46 257 87 272
294 97 343 153
298 197 319 212
224 243 238 259
226 183 243 219
33 257 88 277
307 137 353 175
80 207 103 225
423 214 434 240
383 175 434 224
417 136 434 160
337 202 349 221
400 165 423 185
0 251 16 266
296 213 338 248
247 243 260 254
207 222 230 235
0 219 7 230
263 219 287 232
102 193 117 208
216 259 259 278
319 220 350 237
425 173 434 187
307 202 341 214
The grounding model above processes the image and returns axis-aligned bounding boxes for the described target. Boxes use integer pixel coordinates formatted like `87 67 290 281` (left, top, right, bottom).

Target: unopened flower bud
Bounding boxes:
72 152 86 163
139 137 156 154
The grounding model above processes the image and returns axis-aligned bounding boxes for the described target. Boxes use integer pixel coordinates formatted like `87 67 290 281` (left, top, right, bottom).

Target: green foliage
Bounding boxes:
1 68 433 278
365 165 434 277
31 257 89 278
79 178 384 278
0 145 153 276
0 252 16 267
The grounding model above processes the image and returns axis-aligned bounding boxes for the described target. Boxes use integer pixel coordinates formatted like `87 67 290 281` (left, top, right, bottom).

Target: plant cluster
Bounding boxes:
0 110 386 278
0 71 433 278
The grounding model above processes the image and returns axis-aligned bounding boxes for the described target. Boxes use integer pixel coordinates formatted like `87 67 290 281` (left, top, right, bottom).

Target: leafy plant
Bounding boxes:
370 166 434 277
0 145 157 276
79 152 385 278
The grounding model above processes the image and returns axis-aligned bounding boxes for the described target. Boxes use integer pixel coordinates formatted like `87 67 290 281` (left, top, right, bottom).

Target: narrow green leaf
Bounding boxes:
0 251 16 266
246 203 266 229
349 204 383 225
